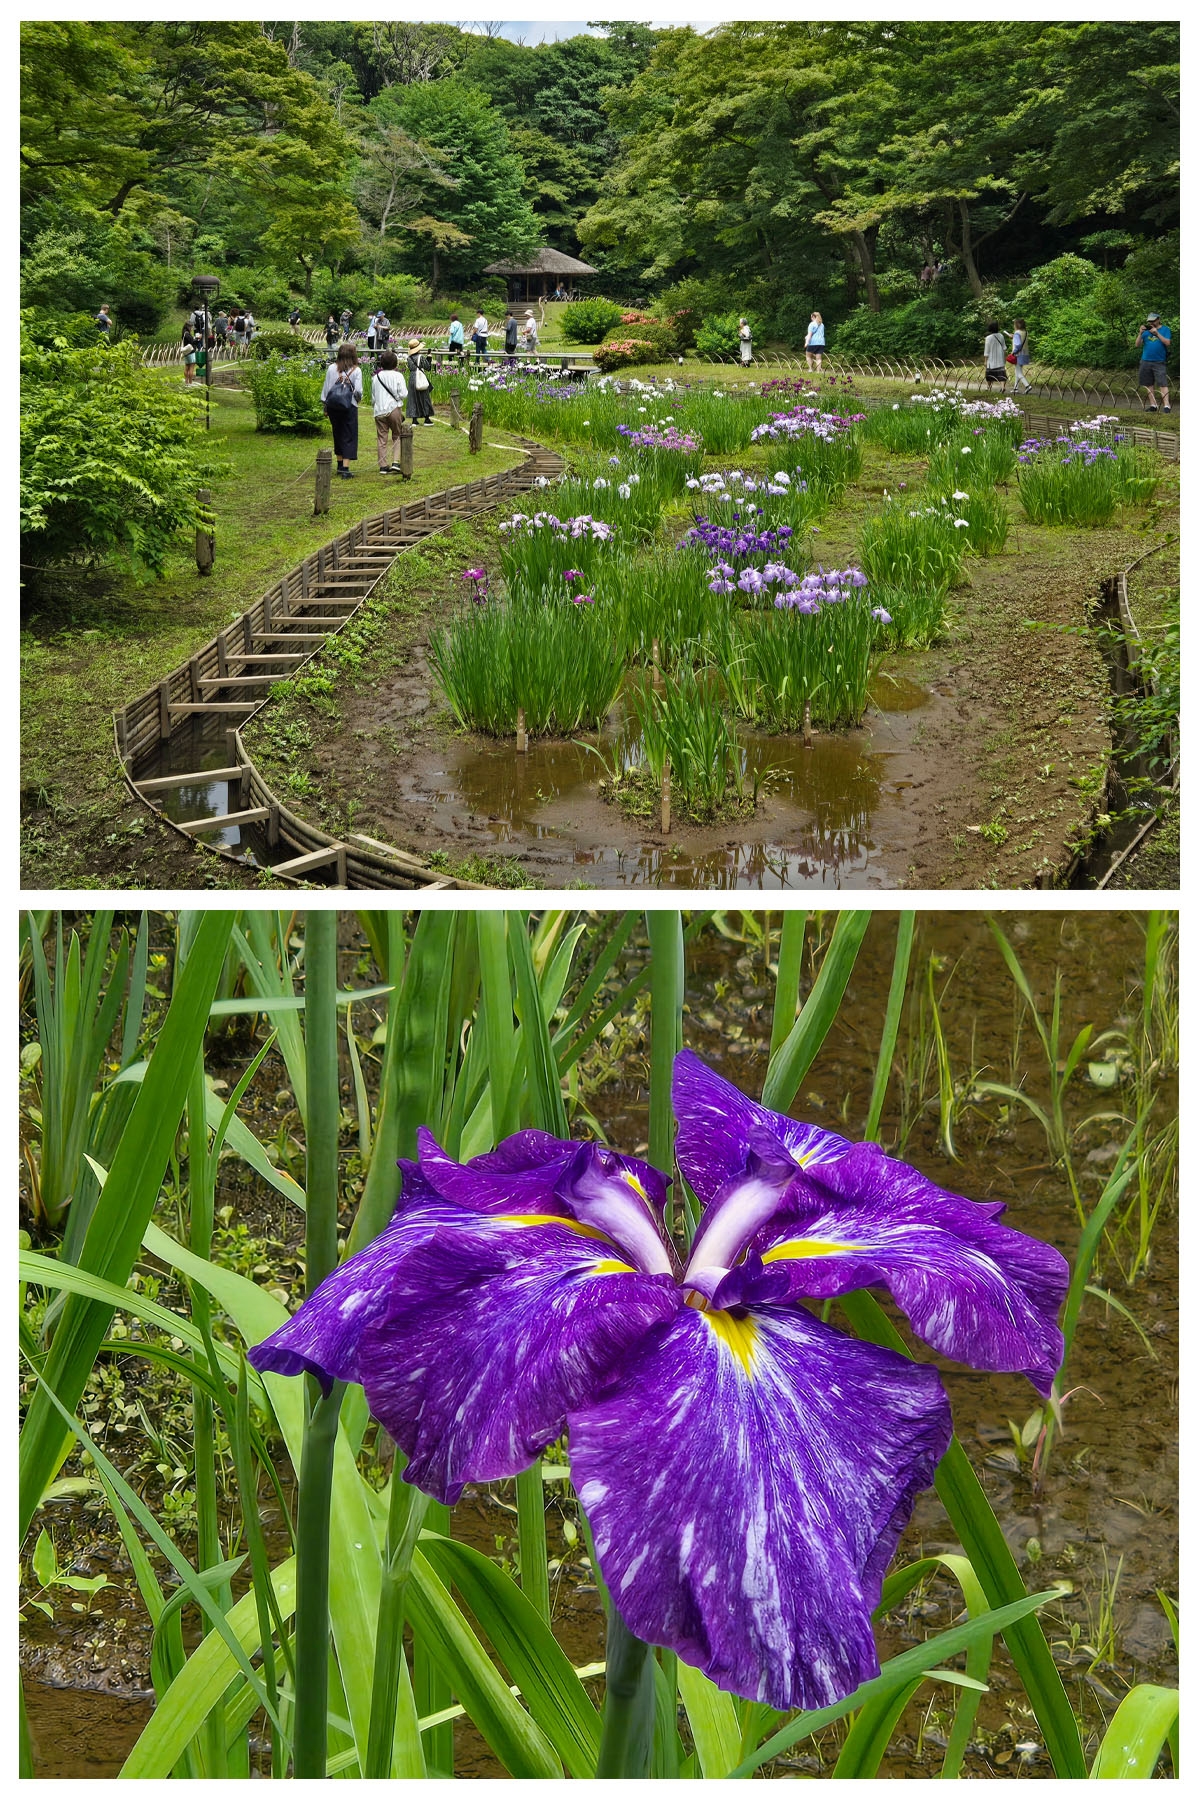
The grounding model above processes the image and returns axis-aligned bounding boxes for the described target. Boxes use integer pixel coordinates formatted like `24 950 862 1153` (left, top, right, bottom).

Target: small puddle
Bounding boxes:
135 668 933 889
393 666 929 889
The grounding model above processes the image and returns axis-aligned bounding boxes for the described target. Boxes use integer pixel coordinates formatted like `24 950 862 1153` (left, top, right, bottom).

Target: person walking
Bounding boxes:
983 321 1008 388
325 312 339 355
371 349 409 473
321 342 362 478
804 311 825 371
244 310 257 344
1010 317 1032 394
339 306 352 337
95 303 112 336
521 309 539 352
376 311 391 352
471 309 489 362
366 311 378 353
181 324 198 384
504 309 519 361
287 304 301 334
1133 313 1172 412
447 311 465 357
406 337 435 425
738 316 752 365
214 309 229 353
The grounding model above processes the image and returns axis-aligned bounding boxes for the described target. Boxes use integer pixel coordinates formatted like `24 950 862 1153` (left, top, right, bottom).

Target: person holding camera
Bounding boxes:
1133 313 1172 412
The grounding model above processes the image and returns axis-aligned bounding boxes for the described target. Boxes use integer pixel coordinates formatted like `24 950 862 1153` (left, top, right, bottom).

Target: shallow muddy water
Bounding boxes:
22 912 1176 1776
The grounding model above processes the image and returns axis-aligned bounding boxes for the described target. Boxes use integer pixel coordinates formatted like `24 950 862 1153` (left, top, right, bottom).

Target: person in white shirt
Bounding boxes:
520 310 539 351
1010 318 1031 393
983 322 1008 387
738 317 752 364
371 350 409 472
471 312 489 362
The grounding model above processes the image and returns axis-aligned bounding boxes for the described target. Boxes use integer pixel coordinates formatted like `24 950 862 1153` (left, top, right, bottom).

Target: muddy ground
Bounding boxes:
243 447 1179 891
20 912 1177 1776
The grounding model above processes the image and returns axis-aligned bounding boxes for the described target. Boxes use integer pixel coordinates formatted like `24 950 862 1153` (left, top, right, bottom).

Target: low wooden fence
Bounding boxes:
116 443 564 889
710 350 1179 409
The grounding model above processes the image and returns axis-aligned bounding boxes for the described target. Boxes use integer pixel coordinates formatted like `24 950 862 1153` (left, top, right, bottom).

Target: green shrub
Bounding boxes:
833 298 979 361
593 337 660 372
560 298 626 344
250 329 313 360
242 351 327 434
21 332 208 578
694 311 762 361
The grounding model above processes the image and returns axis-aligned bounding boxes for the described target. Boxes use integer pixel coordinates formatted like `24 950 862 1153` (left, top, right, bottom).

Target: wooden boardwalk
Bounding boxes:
116 442 564 889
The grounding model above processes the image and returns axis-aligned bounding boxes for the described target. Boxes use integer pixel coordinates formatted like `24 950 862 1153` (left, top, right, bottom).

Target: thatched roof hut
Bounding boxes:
483 248 598 303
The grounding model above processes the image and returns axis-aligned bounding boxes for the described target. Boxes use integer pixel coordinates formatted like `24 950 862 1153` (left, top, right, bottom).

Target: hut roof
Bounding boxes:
483 248 598 276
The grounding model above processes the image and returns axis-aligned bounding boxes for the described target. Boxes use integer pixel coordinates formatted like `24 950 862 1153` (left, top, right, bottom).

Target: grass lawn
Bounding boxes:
21 380 526 889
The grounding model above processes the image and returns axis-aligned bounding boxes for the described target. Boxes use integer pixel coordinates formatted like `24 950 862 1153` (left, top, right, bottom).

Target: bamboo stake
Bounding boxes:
516 706 527 753
661 759 671 834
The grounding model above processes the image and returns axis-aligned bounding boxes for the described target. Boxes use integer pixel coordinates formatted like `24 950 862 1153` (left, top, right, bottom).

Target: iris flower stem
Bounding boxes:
293 911 343 1780
186 1053 228 1778
293 1377 346 1777
596 1607 657 1778
516 1461 551 1624
364 1464 429 1779
646 911 684 1239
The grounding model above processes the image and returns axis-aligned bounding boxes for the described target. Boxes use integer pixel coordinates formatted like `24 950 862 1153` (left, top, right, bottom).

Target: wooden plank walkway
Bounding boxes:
116 442 563 889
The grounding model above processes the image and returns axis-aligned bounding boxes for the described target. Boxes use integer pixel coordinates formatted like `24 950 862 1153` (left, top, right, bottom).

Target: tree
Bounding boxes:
21 323 210 581
374 81 538 287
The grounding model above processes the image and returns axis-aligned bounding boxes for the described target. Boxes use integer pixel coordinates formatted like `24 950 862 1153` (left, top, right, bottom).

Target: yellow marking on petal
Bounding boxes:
589 1257 635 1276
623 1171 649 1202
762 1237 858 1261
703 1308 760 1373
496 1213 613 1243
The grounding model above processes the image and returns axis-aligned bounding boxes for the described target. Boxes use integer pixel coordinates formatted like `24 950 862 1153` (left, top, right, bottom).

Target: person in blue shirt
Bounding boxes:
1133 313 1171 412
447 312 465 357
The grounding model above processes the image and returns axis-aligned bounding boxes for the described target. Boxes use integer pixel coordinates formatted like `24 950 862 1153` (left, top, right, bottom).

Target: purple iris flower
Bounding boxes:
249 1051 1066 1712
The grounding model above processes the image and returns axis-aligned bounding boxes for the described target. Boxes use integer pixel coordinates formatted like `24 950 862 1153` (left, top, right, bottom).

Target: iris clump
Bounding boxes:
865 580 951 649
603 547 728 669
250 1049 1067 1713
926 433 1018 491
1015 433 1125 526
497 509 613 587
626 668 753 820
859 499 970 592
723 586 875 731
928 487 1011 556
750 406 865 493
684 467 823 534
428 589 623 736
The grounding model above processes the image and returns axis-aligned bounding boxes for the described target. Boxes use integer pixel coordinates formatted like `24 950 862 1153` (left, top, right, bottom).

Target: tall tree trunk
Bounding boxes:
956 198 983 300
431 246 439 295
850 227 880 313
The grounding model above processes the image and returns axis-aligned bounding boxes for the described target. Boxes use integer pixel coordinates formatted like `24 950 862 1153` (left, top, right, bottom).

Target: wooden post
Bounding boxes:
661 760 671 835
158 680 172 740
398 420 414 480
468 402 483 454
651 637 661 686
516 706 527 753
448 387 463 430
314 447 332 515
802 700 812 748
267 804 280 848
195 488 215 576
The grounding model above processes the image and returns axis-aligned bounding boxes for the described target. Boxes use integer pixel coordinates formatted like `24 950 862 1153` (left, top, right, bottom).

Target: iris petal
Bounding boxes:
755 1142 1068 1395
350 1214 679 1504
673 1049 852 1207
569 1301 951 1709
248 1165 454 1389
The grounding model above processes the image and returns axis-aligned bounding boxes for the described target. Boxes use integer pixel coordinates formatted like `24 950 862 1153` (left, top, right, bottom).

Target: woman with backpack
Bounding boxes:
405 337 435 425
181 324 198 384
321 343 363 478
372 350 409 473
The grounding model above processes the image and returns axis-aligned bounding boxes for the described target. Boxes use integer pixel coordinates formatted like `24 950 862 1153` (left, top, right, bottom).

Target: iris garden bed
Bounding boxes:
239 379 1176 889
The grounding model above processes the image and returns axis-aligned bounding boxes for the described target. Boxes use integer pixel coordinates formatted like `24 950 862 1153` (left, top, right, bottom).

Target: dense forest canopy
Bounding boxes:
20 18 1178 355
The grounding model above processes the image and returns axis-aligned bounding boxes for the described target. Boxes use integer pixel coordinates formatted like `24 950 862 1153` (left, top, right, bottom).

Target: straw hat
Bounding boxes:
525 310 536 318
408 336 422 349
